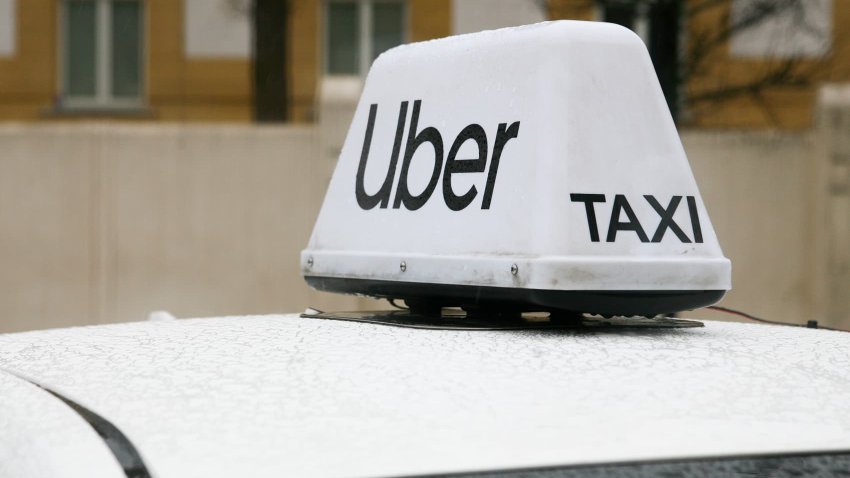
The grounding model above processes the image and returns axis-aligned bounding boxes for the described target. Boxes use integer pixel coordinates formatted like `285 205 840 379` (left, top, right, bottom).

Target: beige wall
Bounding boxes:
0 120 847 333
683 131 827 325
0 124 371 333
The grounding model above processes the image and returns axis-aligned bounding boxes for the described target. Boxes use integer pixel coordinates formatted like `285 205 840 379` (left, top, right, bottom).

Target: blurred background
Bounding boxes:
0 0 848 333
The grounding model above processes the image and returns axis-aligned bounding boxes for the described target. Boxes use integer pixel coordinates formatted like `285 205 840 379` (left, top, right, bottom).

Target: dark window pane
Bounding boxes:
111 1 142 98
648 0 680 120
327 2 359 74
372 2 403 62
65 1 97 97
602 1 636 29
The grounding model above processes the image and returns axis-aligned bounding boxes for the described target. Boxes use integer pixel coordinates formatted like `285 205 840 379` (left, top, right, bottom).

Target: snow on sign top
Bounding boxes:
302 20 731 317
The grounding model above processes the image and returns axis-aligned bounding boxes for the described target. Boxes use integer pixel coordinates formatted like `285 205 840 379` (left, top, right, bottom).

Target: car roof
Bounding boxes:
0 370 126 478
0 315 848 477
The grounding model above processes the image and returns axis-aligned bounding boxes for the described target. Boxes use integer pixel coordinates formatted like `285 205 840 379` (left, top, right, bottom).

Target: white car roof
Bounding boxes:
0 315 848 477
0 371 125 478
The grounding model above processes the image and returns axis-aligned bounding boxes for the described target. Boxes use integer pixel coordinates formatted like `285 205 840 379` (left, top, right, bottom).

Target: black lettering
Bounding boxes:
481 121 520 209
393 100 444 210
687 196 704 243
607 194 649 243
570 193 606 242
355 102 408 209
645 195 691 243
442 124 488 211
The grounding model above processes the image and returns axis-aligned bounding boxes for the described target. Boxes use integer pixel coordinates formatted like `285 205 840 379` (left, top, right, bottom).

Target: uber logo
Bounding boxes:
355 100 520 211
570 194 704 244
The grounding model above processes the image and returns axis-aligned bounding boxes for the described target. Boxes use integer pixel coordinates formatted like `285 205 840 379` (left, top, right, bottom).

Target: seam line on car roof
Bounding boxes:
43 388 152 478
2 369 151 478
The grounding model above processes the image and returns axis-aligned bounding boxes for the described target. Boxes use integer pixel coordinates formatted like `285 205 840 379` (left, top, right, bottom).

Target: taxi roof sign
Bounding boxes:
301 21 731 317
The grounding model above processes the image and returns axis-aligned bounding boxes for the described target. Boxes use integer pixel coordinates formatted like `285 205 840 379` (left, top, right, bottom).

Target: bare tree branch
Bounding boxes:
683 0 831 126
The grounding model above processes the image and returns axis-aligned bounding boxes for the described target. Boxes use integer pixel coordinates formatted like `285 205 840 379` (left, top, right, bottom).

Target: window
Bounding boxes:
729 0 832 59
61 0 144 109
0 0 15 57
325 0 405 75
597 0 680 120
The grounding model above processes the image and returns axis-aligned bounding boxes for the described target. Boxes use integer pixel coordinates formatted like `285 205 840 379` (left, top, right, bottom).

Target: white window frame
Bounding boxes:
323 0 408 77
58 0 146 110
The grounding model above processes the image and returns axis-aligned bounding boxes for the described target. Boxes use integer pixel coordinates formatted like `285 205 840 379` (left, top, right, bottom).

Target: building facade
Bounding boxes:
0 0 450 122
0 0 847 126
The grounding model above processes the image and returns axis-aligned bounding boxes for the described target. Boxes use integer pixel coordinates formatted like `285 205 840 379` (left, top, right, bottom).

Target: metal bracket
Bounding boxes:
300 309 703 331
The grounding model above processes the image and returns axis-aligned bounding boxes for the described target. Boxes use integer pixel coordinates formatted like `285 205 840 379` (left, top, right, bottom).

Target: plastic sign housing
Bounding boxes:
302 21 731 316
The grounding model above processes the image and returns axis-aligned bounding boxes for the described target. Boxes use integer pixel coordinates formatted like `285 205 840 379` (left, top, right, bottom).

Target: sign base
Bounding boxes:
300 309 704 331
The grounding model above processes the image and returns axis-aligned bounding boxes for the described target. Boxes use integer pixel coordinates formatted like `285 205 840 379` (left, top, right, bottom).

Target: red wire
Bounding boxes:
707 305 849 332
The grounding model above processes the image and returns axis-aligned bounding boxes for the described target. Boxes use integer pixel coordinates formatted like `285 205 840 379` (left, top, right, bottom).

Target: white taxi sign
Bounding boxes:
302 20 731 316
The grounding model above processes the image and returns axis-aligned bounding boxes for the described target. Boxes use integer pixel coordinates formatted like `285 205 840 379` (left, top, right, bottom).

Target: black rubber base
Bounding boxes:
305 276 726 317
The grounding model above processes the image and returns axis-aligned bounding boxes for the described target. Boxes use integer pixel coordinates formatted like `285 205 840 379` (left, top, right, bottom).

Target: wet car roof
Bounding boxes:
0 315 848 477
